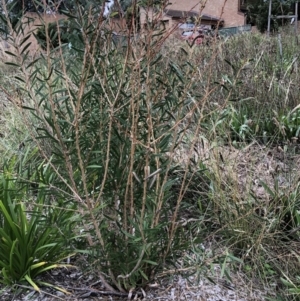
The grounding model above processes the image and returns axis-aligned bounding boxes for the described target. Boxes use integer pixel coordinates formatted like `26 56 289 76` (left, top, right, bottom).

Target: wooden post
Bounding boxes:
295 2 298 36
267 0 272 37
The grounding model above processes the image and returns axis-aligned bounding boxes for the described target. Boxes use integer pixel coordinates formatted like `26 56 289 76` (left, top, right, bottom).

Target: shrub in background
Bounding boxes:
35 21 70 50
246 0 294 33
34 18 84 51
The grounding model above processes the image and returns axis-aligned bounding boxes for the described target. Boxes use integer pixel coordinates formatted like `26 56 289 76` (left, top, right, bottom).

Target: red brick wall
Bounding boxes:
166 0 245 27
204 0 245 27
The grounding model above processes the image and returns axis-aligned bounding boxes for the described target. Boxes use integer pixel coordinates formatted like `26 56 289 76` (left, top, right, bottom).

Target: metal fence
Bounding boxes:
218 24 252 37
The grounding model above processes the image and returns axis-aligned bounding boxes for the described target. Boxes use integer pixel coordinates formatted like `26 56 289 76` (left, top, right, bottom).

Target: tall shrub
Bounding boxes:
2 0 210 292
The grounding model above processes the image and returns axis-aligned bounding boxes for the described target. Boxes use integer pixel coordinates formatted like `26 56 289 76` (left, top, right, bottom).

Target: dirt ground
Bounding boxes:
1 262 269 301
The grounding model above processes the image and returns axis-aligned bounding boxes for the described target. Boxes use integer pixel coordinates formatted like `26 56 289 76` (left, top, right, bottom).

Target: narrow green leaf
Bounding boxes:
45 67 53 81
37 281 71 294
0 260 9 269
169 63 184 83
24 274 40 292
1 268 9 283
14 76 26 83
35 243 58 252
19 34 31 47
224 59 236 71
4 51 17 58
9 240 18 274
35 264 73 275
86 165 102 169
0 202 21 241
139 270 149 281
260 181 275 198
21 106 35 111
21 42 32 55
30 261 47 270
27 58 41 68
142 260 158 265
280 277 295 288
5 61 19 67
227 253 243 263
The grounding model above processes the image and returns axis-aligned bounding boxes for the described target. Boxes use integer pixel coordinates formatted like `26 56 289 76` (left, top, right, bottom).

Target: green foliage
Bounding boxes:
0 0 94 14
281 274 300 297
2 3 208 291
34 19 83 50
200 30 300 146
210 105 300 145
204 166 300 294
35 21 69 50
246 0 295 32
120 0 133 12
260 180 300 240
277 109 300 140
0 154 74 291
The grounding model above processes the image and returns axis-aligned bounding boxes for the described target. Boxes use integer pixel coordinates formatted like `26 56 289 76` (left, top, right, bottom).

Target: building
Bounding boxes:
140 0 247 31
